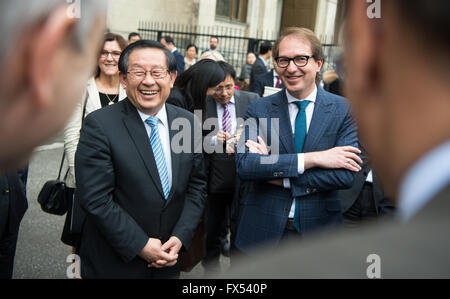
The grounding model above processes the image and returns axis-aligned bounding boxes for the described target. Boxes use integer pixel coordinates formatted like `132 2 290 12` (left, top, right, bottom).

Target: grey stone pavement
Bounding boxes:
13 131 230 279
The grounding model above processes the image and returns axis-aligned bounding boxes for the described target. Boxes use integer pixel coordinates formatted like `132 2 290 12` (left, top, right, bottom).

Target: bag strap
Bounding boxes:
58 92 89 181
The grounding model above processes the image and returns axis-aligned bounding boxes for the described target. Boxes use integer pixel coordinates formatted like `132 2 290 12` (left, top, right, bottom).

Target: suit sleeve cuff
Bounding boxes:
297 153 305 174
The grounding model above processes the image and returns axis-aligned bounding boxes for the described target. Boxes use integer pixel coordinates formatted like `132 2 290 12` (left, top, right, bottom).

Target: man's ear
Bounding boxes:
29 4 78 108
346 0 382 94
170 71 177 88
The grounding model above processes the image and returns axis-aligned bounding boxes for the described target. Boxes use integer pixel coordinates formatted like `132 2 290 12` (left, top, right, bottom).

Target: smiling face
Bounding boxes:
120 48 176 115
277 35 322 99
98 40 121 77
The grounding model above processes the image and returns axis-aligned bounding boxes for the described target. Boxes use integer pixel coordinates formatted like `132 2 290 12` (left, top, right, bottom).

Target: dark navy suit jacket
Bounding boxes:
234 87 358 254
252 69 285 97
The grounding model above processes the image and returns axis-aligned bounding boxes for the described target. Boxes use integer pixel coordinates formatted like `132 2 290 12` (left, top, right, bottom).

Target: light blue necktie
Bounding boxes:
293 100 310 232
145 116 170 200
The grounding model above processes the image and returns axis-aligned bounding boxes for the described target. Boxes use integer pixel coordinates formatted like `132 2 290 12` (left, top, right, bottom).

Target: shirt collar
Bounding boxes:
215 95 235 107
171 48 177 54
286 85 317 104
398 140 450 221
137 104 168 129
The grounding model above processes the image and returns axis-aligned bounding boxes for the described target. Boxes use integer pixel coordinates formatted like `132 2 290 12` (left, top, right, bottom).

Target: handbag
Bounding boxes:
37 152 70 215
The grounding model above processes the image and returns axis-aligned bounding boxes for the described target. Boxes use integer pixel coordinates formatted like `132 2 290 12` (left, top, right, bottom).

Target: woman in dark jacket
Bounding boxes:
167 59 225 113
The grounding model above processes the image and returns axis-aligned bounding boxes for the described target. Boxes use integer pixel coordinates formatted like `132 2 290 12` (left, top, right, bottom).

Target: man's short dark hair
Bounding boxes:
161 35 175 45
259 41 272 55
128 32 141 41
217 61 236 81
119 40 177 75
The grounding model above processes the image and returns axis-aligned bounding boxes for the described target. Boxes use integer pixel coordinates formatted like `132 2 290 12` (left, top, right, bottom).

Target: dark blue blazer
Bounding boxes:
252 69 285 97
173 49 185 77
234 87 358 254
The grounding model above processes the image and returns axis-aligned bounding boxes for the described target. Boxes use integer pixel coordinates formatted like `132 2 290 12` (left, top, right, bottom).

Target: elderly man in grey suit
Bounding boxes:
220 0 450 278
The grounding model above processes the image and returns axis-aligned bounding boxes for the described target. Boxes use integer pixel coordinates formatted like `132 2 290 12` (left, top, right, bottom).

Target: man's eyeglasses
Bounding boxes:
126 69 170 80
214 84 234 93
275 55 314 68
100 50 122 59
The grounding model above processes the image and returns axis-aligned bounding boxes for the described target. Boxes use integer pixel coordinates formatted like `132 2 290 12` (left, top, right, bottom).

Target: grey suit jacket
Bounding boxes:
221 183 450 278
203 90 258 194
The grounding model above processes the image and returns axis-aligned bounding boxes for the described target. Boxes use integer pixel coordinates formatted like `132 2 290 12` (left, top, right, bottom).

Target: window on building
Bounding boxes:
216 0 248 23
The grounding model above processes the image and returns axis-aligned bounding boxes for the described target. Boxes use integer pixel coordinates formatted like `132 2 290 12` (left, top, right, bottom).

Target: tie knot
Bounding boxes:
223 102 229 109
145 116 159 128
295 100 310 111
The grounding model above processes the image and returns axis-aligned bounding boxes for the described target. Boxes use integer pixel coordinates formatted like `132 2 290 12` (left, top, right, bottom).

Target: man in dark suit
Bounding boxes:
249 41 272 92
160 36 185 77
233 27 362 255
220 0 450 278
339 145 395 226
253 68 285 97
75 40 207 278
202 62 258 272
0 172 27 279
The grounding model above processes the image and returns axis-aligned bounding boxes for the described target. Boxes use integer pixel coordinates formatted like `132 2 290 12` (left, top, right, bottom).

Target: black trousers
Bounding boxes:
203 192 233 269
343 182 378 226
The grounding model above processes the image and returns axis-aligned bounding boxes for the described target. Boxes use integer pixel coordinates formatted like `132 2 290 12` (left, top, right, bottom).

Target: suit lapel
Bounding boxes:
165 104 181 206
122 99 165 200
303 87 335 153
271 91 295 153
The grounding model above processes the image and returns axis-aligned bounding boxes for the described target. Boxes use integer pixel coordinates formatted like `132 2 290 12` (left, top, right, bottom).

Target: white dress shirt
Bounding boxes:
273 69 281 87
137 105 172 190
282 86 317 218
211 96 237 146
398 140 450 221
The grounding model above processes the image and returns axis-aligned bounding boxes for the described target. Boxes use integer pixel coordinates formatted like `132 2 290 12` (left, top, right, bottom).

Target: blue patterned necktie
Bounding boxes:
293 100 310 232
145 116 170 200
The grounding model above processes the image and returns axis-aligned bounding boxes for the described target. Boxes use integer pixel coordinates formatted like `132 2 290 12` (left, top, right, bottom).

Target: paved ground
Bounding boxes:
13 131 229 279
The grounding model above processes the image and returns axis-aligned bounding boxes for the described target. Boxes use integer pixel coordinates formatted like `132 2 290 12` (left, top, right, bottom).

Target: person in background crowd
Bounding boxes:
339 143 396 227
202 61 258 274
167 59 225 113
237 52 256 91
160 35 185 77
75 40 207 278
253 67 285 97
221 0 450 278
184 44 198 71
128 32 141 45
249 41 273 92
62 32 128 248
202 36 225 62
0 0 107 278
322 69 342 96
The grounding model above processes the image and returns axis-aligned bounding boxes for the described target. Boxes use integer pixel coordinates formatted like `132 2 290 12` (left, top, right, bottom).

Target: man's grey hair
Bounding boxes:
0 0 107 66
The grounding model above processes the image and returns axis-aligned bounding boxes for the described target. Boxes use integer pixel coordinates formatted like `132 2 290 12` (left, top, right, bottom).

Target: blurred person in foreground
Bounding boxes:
220 0 450 278
0 0 107 278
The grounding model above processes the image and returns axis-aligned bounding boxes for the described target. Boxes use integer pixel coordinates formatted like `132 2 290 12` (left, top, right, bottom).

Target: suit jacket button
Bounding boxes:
306 188 311 194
